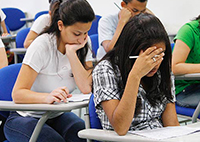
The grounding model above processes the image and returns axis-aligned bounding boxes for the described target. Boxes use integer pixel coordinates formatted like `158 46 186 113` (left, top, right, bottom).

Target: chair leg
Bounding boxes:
29 111 59 142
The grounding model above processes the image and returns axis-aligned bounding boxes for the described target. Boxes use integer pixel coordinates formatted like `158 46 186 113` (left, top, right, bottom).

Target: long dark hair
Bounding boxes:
101 13 173 107
42 0 95 66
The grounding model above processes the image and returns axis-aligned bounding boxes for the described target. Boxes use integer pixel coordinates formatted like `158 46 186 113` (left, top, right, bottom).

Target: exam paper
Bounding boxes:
129 125 200 140
67 93 91 102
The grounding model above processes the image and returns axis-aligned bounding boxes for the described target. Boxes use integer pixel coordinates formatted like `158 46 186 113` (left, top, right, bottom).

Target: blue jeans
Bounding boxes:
176 84 200 108
4 111 86 142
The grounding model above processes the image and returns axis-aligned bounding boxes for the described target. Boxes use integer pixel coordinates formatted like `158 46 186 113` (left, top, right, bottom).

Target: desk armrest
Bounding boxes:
175 73 200 80
0 101 88 112
78 129 153 142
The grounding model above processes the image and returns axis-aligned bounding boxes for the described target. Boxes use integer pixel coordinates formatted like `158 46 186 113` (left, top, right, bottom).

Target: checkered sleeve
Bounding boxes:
92 60 121 107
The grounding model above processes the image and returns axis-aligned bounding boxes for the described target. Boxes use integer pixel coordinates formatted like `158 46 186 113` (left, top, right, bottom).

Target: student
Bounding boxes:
93 13 179 135
0 39 8 69
0 9 9 36
172 15 200 108
4 0 95 141
24 0 59 48
96 0 153 60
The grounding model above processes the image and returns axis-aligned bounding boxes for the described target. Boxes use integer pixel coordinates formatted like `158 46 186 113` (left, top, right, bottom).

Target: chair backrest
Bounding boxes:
6 25 10 34
176 104 197 117
89 94 103 129
16 27 30 48
34 10 49 20
0 63 22 118
88 15 101 36
90 34 99 58
2 8 26 32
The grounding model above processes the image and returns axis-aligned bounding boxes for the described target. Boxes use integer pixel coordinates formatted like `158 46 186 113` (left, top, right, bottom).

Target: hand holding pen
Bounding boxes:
129 46 165 78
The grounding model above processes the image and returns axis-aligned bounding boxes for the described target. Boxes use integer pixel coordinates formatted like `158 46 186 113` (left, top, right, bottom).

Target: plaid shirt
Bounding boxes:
92 60 176 131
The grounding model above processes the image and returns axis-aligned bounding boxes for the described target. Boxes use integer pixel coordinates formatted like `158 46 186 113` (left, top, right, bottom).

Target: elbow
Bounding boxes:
23 41 29 49
79 85 92 94
80 87 91 94
12 89 21 104
114 128 128 136
171 65 178 75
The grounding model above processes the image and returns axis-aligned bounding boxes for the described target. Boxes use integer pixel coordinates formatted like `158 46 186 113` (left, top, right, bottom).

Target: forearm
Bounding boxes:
104 20 126 52
1 21 8 33
0 48 8 69
172 63 200 75
67 51 92 94
111 74 140 135
12 89 49 104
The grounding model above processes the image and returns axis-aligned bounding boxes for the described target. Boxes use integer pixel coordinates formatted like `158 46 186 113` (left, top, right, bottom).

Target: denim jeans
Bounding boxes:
4 111 86 142
176 84 200 108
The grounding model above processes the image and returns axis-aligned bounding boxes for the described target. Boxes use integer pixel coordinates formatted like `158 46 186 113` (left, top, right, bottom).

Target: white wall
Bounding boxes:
0 0 200 34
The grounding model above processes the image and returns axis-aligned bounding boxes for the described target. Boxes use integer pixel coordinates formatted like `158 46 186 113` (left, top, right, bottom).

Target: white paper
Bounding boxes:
67 93 91 102
129 125 200 140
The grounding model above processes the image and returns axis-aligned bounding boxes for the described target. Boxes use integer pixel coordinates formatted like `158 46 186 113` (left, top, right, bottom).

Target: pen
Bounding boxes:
129 56 139 59
114 2 121 10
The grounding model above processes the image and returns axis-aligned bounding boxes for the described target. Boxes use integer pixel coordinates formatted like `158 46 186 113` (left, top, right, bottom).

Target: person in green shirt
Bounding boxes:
172 14 200 108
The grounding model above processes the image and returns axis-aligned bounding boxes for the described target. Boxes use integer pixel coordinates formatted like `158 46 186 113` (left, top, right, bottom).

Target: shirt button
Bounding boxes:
62 66 67 70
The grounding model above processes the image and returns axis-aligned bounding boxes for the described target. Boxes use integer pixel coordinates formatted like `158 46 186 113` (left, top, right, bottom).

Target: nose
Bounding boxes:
77 34 87 44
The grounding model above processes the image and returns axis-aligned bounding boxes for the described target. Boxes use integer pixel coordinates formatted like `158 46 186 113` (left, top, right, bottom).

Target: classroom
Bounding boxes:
0 0 200 141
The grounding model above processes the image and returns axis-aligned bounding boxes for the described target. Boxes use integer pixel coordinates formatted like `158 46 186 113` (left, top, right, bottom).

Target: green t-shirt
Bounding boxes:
174 20 200 94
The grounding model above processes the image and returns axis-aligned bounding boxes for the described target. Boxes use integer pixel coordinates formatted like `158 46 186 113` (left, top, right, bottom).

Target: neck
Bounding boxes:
57 38 66 54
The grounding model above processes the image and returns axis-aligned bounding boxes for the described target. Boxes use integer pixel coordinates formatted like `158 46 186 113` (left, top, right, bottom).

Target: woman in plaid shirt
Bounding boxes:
92 13 180 135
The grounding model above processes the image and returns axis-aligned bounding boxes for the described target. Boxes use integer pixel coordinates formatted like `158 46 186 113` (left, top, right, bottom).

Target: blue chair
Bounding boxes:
88 94 102 129
10 27 30 63
176 102 200 124
34 10 49 20
0 63 22 142
175 74 200 124
90 34 99 58
0 63 22 118
2 8 26 32
16 27 30 48
88 15 101 36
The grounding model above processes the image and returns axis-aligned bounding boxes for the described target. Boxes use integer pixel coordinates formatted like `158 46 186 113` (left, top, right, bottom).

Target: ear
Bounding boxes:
57 20 64 31
121 1 126 7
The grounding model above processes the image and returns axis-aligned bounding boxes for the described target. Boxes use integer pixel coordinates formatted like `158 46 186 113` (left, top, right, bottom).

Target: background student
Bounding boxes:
96 0 153 60
172 14 200 108
0 38 8 69
0 9 9 36
93 13 179 135
24 0 60 48
4 0 95 141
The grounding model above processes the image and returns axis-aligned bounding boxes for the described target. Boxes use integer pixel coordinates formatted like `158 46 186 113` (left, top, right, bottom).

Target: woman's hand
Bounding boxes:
131 46 165 78
44 86 72 104
65 36 88 55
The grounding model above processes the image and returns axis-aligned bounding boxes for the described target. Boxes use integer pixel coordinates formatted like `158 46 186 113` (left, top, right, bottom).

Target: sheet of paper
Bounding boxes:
67 93 91 102
129 125 200 140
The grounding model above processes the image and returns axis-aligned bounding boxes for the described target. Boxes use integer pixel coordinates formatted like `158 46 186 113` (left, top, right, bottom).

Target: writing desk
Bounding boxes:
0 34 16 43
20 18 34 22
0 100 89 142
78 122 200 142
175 73 200 80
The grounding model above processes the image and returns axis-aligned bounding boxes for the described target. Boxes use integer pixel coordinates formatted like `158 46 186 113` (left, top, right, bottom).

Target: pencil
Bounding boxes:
114 2 121 10
129 56 139 59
